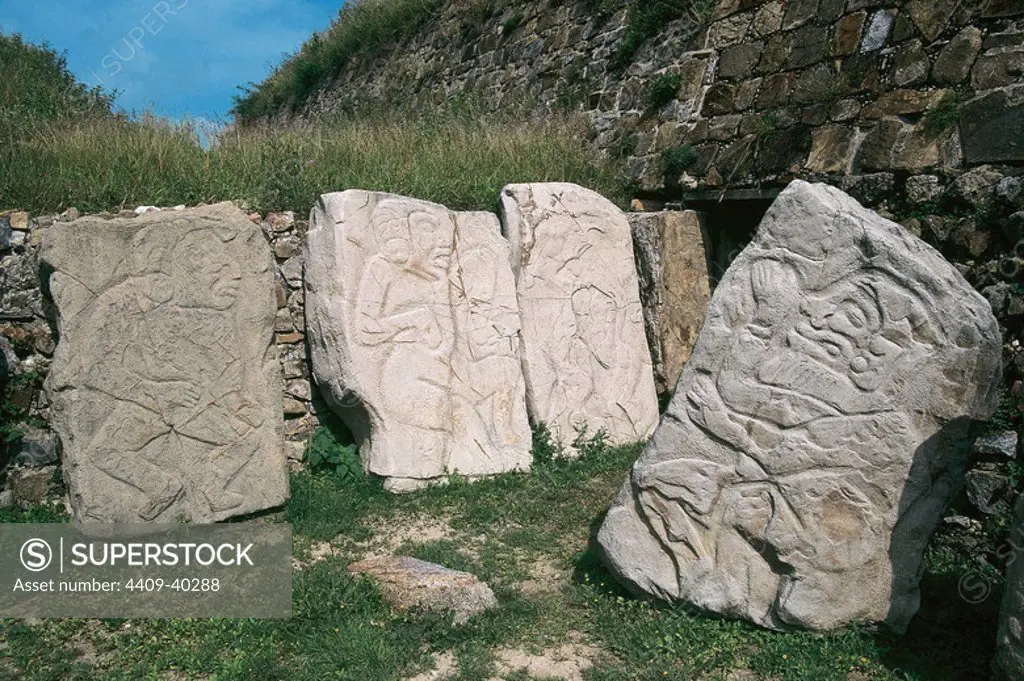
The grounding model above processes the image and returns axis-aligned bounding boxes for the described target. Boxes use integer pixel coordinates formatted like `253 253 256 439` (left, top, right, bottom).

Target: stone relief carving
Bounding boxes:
42 203 288 523
598 181 1002 632
305 192 531 490
499 183 659 449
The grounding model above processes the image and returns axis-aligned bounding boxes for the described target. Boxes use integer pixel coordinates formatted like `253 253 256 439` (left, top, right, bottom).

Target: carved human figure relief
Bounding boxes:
499 183 659 449
42 204 288 523
305 192 531 491
598 181 1002 633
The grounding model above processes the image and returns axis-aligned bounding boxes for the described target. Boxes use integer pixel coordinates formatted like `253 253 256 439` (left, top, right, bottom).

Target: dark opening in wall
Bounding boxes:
684 195 775 289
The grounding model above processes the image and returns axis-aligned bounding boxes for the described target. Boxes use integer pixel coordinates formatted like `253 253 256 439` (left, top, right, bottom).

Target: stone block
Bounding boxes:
806 125 857 173
960 91 1024 163
971 49 1024 91
305 191 532 488
933 26 982 84
905 0 961 42
39 201 286 520
599 180 1002 633
629 212 712 395
833 12 866 56
500 183 659 448
41 203 288 523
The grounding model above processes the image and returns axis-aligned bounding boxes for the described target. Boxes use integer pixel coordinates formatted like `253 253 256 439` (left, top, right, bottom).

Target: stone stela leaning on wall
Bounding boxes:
598 180 1003 633
304 191 534 492
499 183 661 450
40 203 289 523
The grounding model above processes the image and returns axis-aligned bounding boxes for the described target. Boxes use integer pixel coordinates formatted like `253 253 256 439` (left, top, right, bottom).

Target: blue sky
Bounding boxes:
0 0 341 121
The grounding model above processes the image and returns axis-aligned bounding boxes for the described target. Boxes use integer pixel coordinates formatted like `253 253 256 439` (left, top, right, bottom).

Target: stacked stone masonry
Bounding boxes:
294 0 1022 196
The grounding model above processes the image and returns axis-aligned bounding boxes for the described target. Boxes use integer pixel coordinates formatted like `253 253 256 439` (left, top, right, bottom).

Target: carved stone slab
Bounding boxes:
42 203 288 523
598 180 1002 632
997 493 1024 680
305 191 531 491
629 211 712 396
500 183 659 448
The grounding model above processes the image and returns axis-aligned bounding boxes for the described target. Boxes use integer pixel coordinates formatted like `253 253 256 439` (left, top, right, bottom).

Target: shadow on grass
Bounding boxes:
878 571 1000 681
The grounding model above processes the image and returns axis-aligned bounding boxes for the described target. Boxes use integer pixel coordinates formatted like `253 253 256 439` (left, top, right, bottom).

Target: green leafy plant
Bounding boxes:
530 422 564 466
922 93 962 134
609 130 639 160
459 0 499 40
647 72 682 111
610 0 714 71
305 426 363 482
1 369 45 445
661 144 699 178
501 12 524 33
571 423 609 459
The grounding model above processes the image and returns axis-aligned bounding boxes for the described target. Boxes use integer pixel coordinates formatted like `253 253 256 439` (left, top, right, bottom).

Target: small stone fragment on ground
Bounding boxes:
7 465 56 506
348 555 497 625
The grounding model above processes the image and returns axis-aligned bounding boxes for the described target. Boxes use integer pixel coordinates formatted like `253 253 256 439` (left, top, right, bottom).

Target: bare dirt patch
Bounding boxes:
514 555 569 598
294 512 456 571
491 641 608 681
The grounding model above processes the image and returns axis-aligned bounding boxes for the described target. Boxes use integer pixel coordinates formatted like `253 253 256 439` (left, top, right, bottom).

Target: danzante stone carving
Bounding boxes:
305 191 532 491
42 203 288 523
500 183 659 448
598 180 1002 632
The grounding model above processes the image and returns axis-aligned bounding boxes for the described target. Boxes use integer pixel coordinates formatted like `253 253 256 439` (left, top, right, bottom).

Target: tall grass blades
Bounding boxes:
0 113 628 215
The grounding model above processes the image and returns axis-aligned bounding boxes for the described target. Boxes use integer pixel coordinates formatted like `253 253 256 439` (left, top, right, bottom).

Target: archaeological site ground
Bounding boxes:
1 0 1023 678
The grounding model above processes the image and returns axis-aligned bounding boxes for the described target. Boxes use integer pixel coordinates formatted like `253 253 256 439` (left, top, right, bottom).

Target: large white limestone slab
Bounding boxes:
305 191 531 490
499 183 659 449
42 203 288 523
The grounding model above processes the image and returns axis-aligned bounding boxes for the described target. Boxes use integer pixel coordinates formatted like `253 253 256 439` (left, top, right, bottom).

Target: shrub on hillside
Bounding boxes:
231 0 444 122
0 32 114 139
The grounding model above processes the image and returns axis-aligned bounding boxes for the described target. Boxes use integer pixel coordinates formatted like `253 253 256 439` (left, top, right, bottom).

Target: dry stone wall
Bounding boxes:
295 0 1022 197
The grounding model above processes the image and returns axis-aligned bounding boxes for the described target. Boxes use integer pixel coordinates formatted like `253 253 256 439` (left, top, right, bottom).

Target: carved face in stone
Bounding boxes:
409 210 451 276
174 232 242 311
375 202 452 279
790 275 931 394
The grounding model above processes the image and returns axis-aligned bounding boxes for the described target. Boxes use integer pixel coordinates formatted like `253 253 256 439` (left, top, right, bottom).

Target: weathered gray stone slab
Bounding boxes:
348 555 497 625
629 211 711 396
305 191 531 491
500 183 659 448
598 180 1001 632
997 494 1024 680
42 203 288 523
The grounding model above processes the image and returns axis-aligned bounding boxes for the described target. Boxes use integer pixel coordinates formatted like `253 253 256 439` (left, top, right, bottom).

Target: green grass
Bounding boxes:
0 33 114 142
0 108 628 216
0 434 1002 680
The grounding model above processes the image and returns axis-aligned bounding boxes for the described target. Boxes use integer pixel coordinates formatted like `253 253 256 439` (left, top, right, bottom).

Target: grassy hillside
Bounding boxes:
231 0 446 122
0 33 627 215
0 33 115 139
